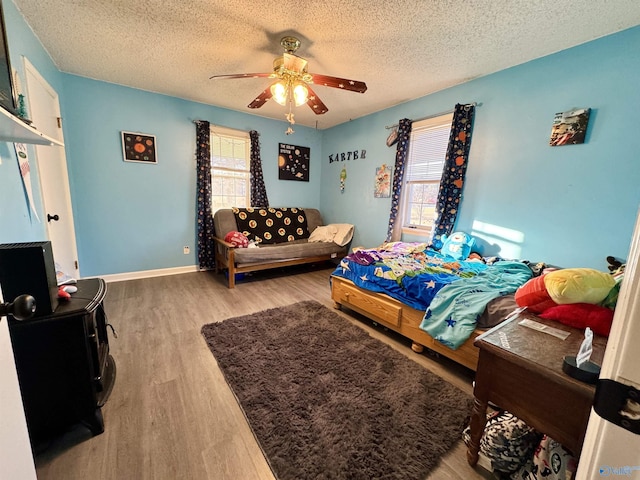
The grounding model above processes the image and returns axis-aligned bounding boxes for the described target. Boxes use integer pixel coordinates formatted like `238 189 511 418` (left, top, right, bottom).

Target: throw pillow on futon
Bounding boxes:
224 231 249 248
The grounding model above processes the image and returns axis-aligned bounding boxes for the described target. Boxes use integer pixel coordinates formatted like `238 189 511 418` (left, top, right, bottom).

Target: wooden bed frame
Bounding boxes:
331 276 481 371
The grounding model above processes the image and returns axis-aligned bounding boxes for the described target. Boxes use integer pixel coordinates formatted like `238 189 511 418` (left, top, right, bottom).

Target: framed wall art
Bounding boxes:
278 143 310 181
549 108 590 146
121 131 157 164
374 164 391 197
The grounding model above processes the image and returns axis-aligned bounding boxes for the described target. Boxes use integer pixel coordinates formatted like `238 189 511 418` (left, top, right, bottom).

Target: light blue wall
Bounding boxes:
60 76 323 276
0 0 61 243
3 0 639 275
1 0 322 276
320 26 640 271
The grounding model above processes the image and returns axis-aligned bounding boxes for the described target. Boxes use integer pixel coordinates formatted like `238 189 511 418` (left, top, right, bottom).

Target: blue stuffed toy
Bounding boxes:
440 232 475 260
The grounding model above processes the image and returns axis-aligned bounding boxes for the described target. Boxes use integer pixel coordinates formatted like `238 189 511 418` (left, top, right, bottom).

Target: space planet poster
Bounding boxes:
278 143 310 181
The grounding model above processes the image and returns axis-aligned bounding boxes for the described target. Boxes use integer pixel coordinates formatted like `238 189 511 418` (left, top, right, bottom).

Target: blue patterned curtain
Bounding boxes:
385 118 413 242
250 130 269 207
195 120 216 269
431 103 475 249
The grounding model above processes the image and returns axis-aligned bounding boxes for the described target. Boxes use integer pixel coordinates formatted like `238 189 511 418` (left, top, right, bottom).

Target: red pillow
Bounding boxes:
539 303 614 337
224 231 249 248
514 275 558 313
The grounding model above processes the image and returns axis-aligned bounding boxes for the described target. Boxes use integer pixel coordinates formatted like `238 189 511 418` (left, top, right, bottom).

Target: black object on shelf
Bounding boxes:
0 241 59 317
0 294 36 321
7 278 116 450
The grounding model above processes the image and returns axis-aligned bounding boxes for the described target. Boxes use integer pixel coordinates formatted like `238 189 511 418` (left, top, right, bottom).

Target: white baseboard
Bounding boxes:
90 265 200 283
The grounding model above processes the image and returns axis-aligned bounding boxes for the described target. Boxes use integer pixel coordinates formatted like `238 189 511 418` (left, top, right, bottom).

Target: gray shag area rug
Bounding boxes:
201 300 473 480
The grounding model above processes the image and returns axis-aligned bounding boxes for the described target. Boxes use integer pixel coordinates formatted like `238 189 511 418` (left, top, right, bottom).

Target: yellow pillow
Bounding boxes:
543 268 615 305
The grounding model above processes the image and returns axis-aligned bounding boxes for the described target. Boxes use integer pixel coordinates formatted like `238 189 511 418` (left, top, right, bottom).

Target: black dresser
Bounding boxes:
8 278 116 449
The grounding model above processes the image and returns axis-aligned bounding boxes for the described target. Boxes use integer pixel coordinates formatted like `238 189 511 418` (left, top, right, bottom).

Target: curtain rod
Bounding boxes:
384 102 479 130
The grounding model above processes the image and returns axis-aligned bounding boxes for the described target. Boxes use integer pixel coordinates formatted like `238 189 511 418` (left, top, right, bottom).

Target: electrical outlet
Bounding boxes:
183 246 190 254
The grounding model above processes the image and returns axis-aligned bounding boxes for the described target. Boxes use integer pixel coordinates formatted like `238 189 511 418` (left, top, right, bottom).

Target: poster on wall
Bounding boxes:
14 143 40 222
121 131 157 163
278 143 310 181
549 108 590 146
374 164 391 197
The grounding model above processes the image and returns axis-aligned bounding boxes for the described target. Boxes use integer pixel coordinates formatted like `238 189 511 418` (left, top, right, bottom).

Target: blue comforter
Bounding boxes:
331 242 532 350
420 261 532 349
331 242 488 311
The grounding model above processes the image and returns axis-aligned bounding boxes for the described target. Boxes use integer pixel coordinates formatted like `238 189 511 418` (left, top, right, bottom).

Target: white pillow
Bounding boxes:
332 224 355 246
308 225 338 243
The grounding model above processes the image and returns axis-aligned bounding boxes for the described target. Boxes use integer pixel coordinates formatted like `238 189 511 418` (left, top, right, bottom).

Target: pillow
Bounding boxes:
543 268 616 305
515 275 558 313
539 303 615 337
308 225 338 243
308 224 355 246
224 231 249 248
332 224 355 246
600 280 622 310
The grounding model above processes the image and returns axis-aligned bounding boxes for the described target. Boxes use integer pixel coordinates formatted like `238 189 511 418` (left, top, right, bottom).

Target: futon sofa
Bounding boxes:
213 207 352 288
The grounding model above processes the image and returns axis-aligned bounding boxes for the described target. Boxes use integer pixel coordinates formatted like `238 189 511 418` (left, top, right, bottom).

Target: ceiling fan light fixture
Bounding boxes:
271 81 288 106
292 82 309 106
211 36 366 121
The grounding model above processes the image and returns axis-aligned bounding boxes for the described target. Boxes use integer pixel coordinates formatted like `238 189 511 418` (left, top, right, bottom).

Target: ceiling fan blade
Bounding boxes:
248 86 274 109
209 73 272 80
305 85 328 115
310 74 367 93
283 53 308 73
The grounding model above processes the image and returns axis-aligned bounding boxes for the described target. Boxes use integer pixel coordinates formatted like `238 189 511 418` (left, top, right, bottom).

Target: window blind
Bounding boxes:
405 123 451 182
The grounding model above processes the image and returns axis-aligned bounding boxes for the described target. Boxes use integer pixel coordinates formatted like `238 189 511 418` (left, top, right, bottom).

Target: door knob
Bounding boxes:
47 214 60 222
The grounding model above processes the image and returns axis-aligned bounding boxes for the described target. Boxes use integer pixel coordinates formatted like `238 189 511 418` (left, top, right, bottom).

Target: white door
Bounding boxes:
576 208 640 479
23 58 80 279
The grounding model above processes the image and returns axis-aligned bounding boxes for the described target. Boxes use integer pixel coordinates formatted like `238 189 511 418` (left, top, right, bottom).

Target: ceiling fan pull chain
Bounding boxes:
285 101 295 135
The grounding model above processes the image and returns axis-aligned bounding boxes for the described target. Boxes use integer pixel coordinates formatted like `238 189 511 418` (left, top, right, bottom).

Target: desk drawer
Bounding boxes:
333 278 402 327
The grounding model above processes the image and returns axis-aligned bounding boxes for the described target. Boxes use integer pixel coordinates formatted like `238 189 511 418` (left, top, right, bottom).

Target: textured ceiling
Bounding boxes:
13 0 640 129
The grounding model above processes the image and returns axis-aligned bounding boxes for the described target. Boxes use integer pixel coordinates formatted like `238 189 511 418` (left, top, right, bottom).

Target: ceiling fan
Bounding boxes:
210 36 367 128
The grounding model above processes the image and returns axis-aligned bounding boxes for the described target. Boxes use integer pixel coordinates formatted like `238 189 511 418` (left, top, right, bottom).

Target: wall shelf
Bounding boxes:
0 106 63 146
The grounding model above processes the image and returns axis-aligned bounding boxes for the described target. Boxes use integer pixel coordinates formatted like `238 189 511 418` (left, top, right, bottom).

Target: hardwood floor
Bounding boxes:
34 265 493 480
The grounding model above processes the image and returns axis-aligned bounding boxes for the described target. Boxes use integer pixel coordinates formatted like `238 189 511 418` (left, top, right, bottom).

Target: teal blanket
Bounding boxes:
420 261 532 350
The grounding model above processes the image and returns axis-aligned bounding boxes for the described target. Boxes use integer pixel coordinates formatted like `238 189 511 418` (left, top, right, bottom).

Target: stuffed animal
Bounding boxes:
606 255 623 272
440 231 475 260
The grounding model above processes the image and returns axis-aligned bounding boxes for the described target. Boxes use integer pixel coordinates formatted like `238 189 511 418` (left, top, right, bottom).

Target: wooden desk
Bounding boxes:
466 312 607 467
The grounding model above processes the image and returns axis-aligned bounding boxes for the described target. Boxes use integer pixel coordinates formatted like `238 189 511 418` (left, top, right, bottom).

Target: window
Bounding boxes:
210 125 250 214
401 113 453 235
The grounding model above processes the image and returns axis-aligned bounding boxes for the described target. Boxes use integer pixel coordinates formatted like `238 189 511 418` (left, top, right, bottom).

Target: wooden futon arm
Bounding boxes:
212 236 236 273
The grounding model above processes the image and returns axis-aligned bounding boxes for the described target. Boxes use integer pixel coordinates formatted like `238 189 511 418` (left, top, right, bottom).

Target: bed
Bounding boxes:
330 242 533 371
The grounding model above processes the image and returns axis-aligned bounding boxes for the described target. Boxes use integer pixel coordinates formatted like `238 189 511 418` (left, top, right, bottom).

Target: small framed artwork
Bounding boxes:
374 164 391 197
121 131 157 163
549 108 590 146
278 143 310 181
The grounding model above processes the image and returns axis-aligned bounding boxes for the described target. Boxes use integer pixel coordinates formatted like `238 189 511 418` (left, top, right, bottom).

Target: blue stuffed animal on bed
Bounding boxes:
440 232 475 260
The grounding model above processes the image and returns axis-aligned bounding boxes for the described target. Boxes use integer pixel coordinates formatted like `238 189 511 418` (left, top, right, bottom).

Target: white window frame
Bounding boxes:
210 125 250 214
400 113 454 237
